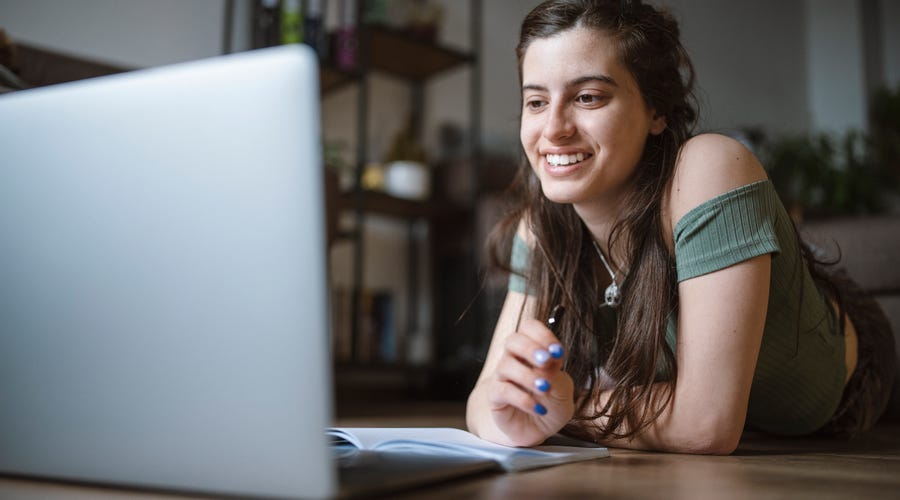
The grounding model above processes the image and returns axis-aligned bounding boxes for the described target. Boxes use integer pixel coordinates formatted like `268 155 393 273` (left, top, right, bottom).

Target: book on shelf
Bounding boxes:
331 287 354 362
327 427 610 472
331 288 397 364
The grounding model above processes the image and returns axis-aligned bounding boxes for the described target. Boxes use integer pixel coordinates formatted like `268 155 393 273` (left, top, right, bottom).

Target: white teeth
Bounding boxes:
546 153 587 166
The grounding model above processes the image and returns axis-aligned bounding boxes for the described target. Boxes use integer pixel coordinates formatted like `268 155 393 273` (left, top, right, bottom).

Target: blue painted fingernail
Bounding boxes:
533 349 550 366
534 403 548 416
549 343 564 359
534 378 550 393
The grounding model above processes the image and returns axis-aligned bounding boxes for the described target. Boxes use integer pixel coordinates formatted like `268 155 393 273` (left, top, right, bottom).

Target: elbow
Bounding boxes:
673 420 743 455
671 418 744 455
692 432 740 455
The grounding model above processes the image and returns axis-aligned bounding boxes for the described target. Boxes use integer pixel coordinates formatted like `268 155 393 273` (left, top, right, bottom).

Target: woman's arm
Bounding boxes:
590 253 771 454
592 134 772 454
466 288 578 447
474 251 770 453
466 224 576 447
467 289 531 440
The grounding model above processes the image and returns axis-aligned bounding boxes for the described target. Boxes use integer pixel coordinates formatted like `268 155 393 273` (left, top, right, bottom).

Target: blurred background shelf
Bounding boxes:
308 0 485 403
366 25 474 81
339 190 470 219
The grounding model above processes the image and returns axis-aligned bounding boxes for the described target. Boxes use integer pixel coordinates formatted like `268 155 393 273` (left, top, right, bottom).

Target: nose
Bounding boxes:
542 103 575 141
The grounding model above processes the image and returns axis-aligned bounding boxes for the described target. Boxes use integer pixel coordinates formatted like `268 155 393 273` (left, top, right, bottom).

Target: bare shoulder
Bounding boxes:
668 133 768 228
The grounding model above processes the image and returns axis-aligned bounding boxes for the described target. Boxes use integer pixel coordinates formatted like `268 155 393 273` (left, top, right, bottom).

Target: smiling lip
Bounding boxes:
542 152 592 177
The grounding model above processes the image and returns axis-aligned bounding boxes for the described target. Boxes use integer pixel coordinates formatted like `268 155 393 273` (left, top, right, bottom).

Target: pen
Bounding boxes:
547 304 564 333
533 305 565 415
547 305 564 359
534 305 564 364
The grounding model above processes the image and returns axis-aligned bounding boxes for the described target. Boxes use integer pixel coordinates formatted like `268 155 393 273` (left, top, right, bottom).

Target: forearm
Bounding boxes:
466 325 577 449
592 257 770 455
466 289 562 447
584 382 745 455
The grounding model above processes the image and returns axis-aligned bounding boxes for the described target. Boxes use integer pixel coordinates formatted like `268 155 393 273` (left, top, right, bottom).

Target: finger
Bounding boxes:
543 371 575 404
504 333 556 371
505 329 565 372
519 318 566 361
544 304 566 362
488 378 548 417
517 317 562 346
496 354 554 396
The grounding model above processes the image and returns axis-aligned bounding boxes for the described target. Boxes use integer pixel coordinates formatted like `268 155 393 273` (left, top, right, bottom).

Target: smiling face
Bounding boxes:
520 27 666 214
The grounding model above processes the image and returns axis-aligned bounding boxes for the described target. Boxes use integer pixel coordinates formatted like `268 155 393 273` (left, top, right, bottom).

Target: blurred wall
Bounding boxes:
805 0 867 134
668 0 809 136
879 0 900 89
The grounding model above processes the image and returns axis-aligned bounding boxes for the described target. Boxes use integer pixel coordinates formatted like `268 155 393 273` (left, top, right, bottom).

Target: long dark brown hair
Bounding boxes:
487 0 698 441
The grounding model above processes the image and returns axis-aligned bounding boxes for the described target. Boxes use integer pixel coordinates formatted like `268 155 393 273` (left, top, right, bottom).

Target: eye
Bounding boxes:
524 98 547 111
576 93 607 106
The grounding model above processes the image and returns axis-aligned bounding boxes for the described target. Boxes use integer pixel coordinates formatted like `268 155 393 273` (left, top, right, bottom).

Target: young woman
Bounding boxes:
466 0 895 454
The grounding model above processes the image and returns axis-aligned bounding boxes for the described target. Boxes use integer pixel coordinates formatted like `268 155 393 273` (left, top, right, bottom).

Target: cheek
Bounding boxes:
521 126 542 173
602 112 648 155
519 116 541 149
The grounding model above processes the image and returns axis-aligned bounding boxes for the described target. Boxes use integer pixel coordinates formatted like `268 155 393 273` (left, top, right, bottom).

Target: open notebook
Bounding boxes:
330 427 609 472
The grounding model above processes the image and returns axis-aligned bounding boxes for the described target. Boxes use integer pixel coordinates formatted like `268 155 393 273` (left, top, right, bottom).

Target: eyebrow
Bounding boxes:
522 74 618 93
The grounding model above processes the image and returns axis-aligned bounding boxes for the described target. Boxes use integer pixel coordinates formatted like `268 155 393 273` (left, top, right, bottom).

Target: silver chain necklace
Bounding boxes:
592 240 622 308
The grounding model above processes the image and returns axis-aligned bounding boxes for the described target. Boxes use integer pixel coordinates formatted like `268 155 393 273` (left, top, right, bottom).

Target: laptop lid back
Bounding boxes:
0 45 335 498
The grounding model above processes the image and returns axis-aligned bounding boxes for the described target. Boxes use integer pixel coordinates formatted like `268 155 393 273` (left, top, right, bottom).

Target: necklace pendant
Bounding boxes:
604 282 621 308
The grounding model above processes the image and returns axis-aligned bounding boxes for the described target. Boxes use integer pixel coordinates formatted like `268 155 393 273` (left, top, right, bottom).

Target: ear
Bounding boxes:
649 112 667 135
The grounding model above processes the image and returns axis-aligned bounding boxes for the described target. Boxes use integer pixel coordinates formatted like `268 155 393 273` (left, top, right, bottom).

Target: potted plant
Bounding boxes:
761 84 900 221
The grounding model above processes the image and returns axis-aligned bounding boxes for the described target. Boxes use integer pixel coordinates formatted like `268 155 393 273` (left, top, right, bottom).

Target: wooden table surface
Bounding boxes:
387 425 900 499
2 401 899 499
344 403 900 499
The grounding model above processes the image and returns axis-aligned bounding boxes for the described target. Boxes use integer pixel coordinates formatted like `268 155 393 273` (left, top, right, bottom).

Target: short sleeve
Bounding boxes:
673 180 782 282
508 233 532 294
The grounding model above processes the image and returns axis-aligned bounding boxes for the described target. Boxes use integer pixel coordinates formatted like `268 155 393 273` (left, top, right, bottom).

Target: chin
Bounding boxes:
539 184 580 205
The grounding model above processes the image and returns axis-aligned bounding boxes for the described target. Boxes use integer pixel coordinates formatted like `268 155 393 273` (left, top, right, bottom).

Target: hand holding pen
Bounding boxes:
531 305 566 415
486 305 576 446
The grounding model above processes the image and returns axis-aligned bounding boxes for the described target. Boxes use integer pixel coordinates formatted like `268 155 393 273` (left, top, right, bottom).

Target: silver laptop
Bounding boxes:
0 45 337 498
0 44 498 500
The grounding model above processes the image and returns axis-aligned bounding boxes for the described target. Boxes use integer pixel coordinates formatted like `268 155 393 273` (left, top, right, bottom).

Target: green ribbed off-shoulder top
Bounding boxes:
508 180 846 435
